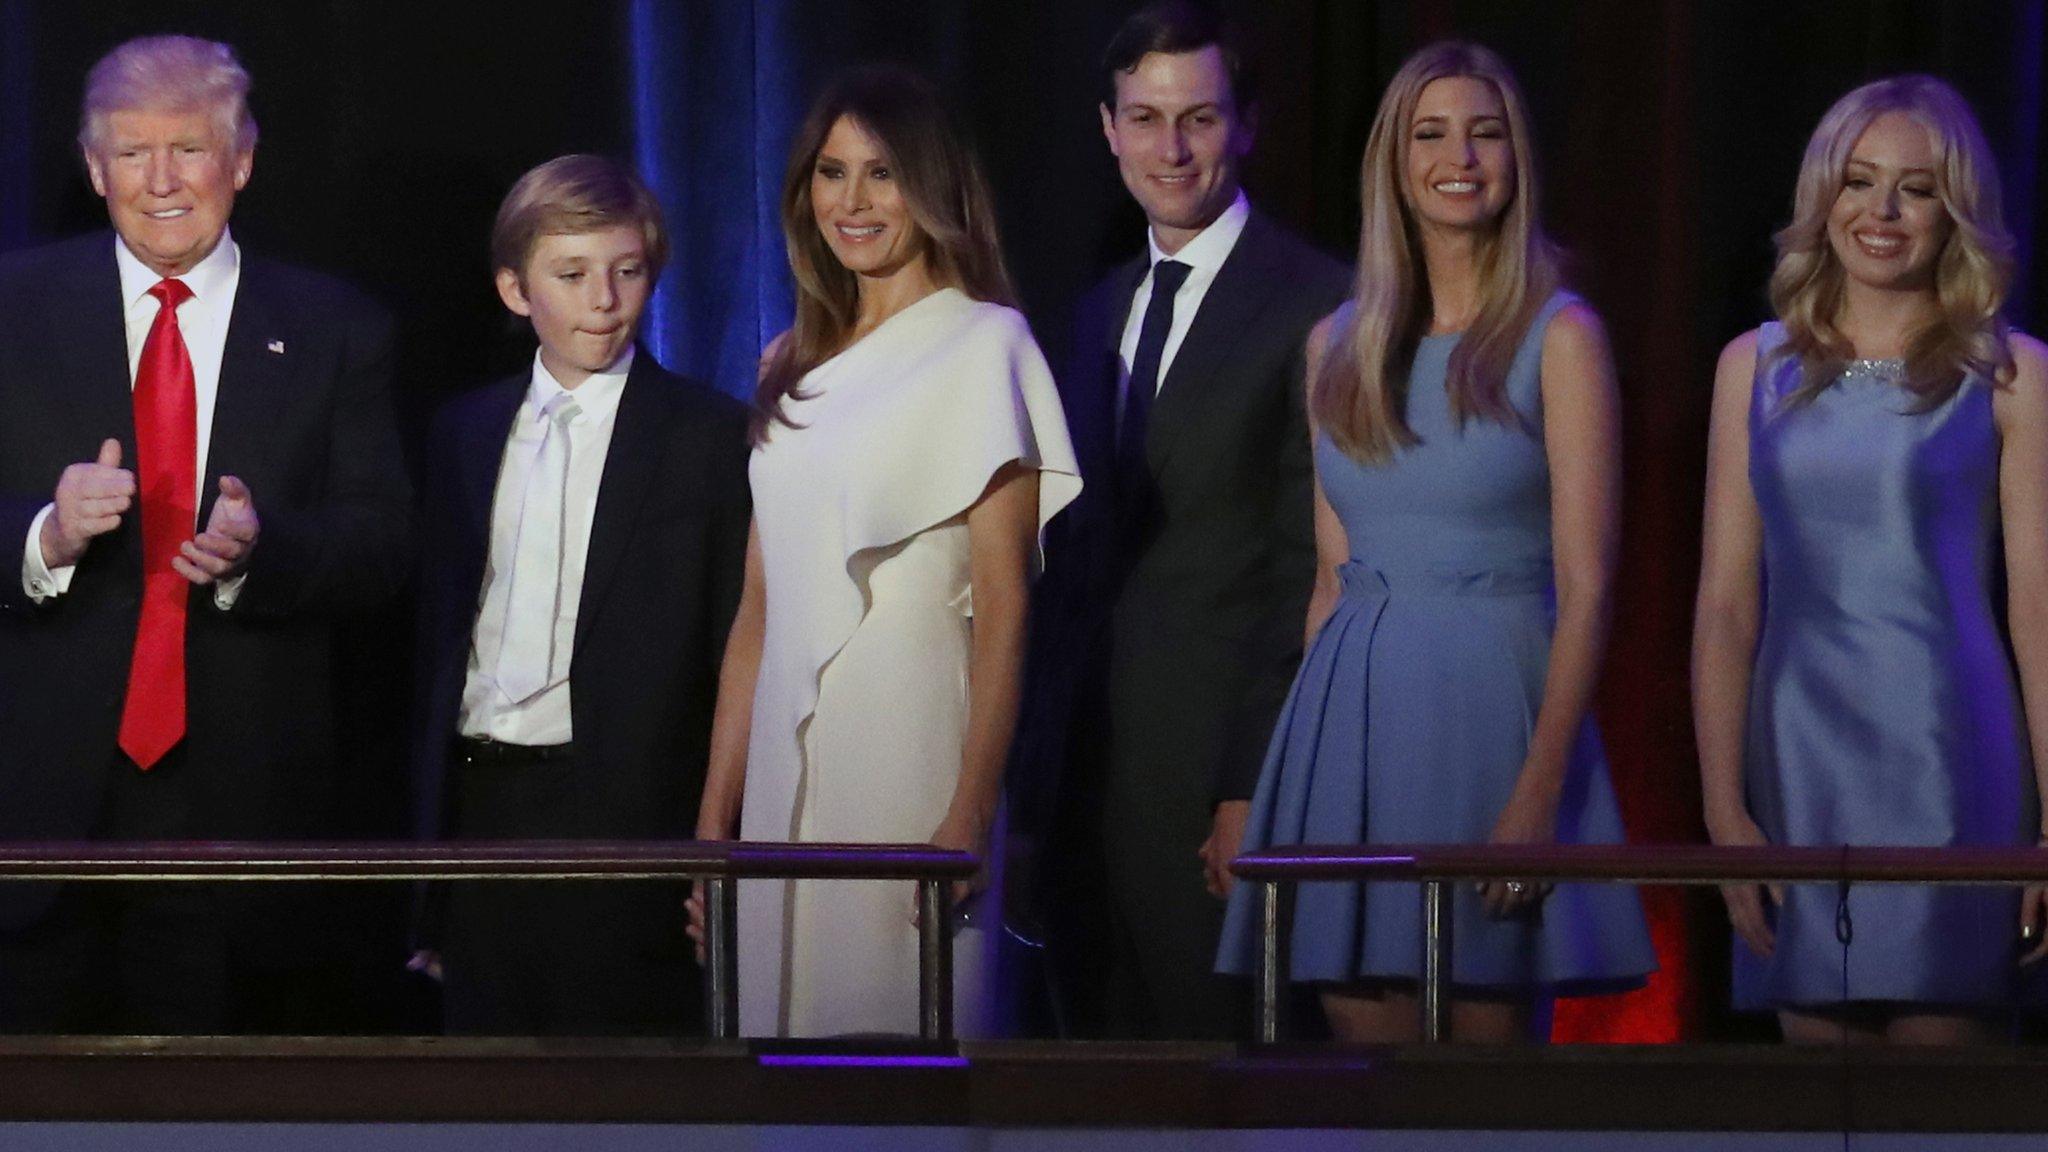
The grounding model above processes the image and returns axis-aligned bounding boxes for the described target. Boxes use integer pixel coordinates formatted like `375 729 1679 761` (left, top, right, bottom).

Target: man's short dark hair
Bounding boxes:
1101 1 1255 111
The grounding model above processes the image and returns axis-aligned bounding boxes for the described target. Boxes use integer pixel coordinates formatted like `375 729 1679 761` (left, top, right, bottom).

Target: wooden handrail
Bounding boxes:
1231 842 2048 885
0 840 978 881
1231 842 2048 1045
0 839 977 1044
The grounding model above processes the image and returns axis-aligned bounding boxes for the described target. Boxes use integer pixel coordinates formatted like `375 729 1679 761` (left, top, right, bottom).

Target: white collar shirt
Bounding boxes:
114 228 241 504
459 348 633 745
21 231 243 602
1117 190 1250 413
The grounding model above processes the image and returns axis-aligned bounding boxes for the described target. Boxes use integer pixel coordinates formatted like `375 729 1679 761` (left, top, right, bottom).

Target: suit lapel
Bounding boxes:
460 378 527 559
201 258 296 525
1103 256 1147 357
574 354 670 652
50 236 137 453
1145 211 1283 475
1077 257 1147 485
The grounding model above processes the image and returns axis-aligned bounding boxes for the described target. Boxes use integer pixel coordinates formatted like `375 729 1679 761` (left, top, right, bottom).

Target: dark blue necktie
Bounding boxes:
1117 258 1191 501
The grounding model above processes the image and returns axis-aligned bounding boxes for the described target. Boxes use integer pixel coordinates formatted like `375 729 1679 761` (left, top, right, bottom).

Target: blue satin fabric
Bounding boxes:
1736 326 2039 1010
1217 293 1654 991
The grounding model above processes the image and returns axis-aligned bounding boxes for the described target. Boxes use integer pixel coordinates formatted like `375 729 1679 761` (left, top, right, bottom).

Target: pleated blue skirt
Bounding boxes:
1216 561 1656 992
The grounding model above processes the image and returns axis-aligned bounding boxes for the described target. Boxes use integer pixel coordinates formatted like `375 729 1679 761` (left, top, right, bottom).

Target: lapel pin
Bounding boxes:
266 339 286 355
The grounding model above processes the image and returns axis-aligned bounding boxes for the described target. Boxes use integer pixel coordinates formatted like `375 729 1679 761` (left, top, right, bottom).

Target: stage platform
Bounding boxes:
0 1036 2041 1143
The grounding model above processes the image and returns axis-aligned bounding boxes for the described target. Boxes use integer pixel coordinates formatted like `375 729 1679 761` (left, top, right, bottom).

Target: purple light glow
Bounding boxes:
757 1054 969 1069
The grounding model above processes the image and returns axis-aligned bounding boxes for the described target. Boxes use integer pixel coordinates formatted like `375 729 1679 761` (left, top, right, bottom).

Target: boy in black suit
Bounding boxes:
412 155 751 1035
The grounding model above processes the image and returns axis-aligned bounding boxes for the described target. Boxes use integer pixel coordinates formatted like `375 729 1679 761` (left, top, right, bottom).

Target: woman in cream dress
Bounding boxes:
693 66 1079 1038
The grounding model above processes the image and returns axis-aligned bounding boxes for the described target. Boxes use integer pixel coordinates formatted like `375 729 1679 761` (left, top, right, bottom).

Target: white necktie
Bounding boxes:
494 393 580 704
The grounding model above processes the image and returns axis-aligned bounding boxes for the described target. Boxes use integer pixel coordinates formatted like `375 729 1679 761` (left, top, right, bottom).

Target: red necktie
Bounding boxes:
118 278 196 770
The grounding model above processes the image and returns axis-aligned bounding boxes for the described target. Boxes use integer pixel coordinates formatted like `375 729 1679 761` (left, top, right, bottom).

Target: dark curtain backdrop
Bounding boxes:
0 0 2041 1041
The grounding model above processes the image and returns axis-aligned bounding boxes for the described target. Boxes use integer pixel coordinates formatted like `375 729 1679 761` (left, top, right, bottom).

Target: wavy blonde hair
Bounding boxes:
1768 75 2014 408
1311 41 1561 464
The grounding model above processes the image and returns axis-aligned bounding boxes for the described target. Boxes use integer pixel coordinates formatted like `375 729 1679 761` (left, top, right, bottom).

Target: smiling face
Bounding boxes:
1100 45 1253 254
497 225 651 389
1827 110 1951 294
85 105 250 278
809 115 926 279
1404 76 1515 238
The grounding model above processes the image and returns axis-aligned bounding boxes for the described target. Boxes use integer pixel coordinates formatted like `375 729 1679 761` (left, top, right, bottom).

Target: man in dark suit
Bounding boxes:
412 154 750 1035
0 35 411 1033
1028 2 1351 1040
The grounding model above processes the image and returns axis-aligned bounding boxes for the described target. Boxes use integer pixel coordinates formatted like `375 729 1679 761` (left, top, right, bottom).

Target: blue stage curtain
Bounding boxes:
630 0 798 401
622 0 1142 399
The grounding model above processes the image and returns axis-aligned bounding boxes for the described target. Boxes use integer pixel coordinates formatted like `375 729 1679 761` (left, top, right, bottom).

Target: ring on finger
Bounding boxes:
1505 881 1528 896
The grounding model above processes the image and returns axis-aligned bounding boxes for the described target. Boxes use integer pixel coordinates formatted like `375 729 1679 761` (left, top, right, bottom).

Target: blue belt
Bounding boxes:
1336 559 1551 599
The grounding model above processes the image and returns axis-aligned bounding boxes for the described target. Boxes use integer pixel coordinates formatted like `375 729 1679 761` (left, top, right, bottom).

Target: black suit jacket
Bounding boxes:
1031 208 1351 815
0 231 412 926
411 352 750 853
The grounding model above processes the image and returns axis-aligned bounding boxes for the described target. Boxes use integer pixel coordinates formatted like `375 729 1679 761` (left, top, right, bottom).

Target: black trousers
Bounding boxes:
441 745 701 1037
1040 647 1255 1043
0 746 365 1035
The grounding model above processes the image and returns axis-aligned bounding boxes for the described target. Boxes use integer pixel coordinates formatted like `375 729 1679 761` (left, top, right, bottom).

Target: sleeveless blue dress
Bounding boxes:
1736 323 2037 1011
1216 292 1655 991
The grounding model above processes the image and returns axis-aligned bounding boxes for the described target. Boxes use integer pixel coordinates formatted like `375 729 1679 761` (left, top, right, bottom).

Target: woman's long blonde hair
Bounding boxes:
1768 75 2015 408
753 65 1017 442
1311 41 1561 464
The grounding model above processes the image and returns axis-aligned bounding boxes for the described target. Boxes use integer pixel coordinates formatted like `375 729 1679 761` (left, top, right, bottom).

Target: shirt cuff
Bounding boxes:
23 505 75 602
214 573 247 611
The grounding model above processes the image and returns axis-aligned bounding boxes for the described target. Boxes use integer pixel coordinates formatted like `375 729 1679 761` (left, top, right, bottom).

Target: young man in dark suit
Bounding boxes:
1029 1 1351 1040
0 35 412 1033
411 154 751 1035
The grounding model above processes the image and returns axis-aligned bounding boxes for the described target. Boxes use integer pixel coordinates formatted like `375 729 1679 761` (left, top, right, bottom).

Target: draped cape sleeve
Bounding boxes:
741 290 1081 843
828 298 1082 575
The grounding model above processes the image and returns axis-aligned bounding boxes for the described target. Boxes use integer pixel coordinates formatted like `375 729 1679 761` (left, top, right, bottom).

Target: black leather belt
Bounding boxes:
454 736 576 767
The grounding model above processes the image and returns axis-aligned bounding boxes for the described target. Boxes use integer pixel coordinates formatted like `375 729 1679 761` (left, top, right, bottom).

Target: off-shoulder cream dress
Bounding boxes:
740 288 1081 1037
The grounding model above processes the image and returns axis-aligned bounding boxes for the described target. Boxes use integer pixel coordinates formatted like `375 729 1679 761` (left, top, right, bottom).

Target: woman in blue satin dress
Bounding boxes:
1693 76 2048 1045
1215 42 1653 1042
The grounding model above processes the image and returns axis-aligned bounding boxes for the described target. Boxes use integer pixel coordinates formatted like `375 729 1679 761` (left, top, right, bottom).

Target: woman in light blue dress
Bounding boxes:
1693 76 2048 1045
1215 42 1653 1043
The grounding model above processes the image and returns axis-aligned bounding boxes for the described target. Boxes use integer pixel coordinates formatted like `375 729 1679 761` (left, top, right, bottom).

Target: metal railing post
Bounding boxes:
1421 878 1452 1043
704 875 740 1039
1257 879 1283 1044
0 839 982 1045
917 878 954 1043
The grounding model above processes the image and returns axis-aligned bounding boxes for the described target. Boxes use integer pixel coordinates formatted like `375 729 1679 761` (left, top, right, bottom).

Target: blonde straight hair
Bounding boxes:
1768 75 2015 409
1312 41 1561 464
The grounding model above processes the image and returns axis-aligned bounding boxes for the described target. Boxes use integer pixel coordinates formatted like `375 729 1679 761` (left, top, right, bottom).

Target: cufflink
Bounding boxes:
266 339 286 355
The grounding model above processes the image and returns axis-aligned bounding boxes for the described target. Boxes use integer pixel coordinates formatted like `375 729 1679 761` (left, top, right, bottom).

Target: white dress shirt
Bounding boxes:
1116 190 1250 420
458 349 632 745
23 232 245 607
